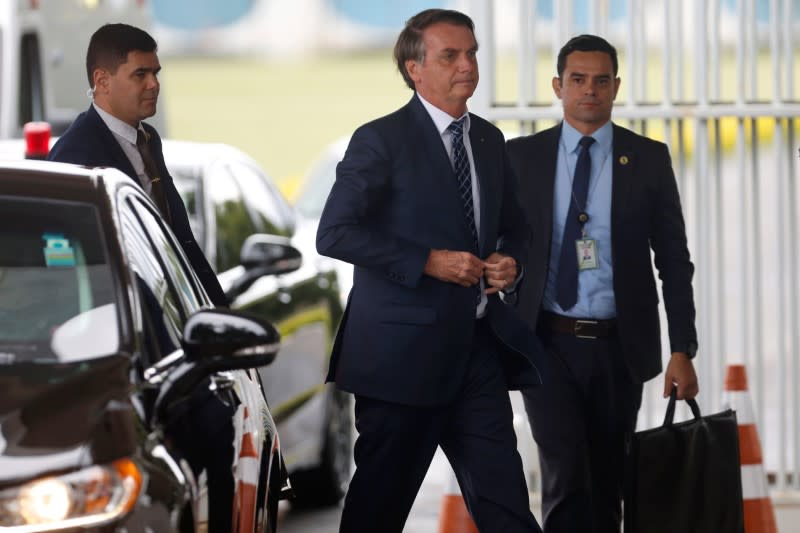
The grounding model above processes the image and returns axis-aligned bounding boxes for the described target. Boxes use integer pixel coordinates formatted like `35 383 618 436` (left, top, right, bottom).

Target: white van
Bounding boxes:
0 0 163 139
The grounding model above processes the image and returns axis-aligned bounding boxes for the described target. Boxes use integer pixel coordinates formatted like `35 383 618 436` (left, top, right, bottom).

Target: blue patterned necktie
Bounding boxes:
448 118 479 253
556 135 595 310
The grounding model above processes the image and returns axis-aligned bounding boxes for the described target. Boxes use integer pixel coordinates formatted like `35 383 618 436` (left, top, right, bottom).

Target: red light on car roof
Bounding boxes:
24 122 51 160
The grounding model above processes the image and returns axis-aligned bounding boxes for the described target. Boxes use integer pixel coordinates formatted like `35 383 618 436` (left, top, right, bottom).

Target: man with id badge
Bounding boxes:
507 35 699 532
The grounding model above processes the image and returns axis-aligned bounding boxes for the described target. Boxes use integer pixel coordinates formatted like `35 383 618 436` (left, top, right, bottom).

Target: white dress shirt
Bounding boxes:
92 103 153 195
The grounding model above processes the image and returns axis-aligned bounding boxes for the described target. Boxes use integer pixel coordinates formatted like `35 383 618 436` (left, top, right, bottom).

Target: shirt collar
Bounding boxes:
560 119 613 154
416 92 470 136
93 102 142 146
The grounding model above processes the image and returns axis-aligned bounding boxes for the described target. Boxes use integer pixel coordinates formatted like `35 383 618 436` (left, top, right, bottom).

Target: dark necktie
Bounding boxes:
556 135 595 310
448 118 479 254
136 129 172 224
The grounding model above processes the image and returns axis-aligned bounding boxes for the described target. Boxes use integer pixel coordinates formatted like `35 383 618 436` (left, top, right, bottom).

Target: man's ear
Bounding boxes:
92 69 109 94
406 59 421 86
552 76 562 99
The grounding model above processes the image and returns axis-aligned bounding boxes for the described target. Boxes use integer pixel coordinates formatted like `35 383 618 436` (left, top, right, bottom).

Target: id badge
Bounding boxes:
576 238 599 270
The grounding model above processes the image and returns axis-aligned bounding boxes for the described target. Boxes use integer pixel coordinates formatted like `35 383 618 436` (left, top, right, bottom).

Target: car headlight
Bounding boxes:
0 458 142 531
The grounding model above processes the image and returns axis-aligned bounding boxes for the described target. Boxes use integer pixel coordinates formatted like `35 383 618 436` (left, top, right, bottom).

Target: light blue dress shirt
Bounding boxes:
543 120 617 319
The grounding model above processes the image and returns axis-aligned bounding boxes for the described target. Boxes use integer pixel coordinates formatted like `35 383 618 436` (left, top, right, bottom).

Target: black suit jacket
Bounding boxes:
317 95 546 406
507 123 697 383
48 105 227 307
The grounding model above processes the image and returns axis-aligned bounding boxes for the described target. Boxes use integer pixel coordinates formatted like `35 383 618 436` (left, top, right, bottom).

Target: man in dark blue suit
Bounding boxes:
317 9 544 533
507 35 699 532
47 23 226 307
47 23 234 533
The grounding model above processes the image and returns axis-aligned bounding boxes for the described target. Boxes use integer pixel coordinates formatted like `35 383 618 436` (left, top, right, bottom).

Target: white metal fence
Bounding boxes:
465 0 800 491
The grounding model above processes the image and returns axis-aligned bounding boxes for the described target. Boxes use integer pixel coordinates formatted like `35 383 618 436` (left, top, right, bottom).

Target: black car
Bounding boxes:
164 141 352 507
0 161 290 531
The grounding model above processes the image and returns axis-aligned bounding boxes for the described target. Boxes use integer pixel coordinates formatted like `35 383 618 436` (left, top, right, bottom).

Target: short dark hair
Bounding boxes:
393 9 476 90
86 23 157 87
556 34 618 79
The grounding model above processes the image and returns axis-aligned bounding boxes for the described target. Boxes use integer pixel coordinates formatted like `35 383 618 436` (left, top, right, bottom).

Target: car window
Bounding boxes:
207 164 258 273
120 195 199 363
227 161 294 236
130 198 205 313
0 197 119 363
170 166 206 248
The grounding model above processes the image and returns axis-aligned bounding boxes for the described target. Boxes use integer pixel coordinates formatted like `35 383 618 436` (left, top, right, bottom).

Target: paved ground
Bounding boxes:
278 450 450 533
277 448 447 532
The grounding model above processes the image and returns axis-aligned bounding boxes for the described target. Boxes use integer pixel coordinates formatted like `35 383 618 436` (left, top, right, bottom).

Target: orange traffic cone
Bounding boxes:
438 467 478 533
722 364 777 533
232 407 260 533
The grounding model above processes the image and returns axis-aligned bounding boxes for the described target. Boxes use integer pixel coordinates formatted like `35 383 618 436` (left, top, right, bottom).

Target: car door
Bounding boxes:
117 187 272 530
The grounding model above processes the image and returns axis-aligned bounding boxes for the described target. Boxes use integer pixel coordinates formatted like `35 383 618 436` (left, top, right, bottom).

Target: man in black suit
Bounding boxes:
317 9 544 533
507 35 699 532
48 23 234 532
48 23 226 307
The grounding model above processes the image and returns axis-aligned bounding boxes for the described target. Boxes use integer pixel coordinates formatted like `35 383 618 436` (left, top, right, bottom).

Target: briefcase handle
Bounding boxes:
663 385 702 426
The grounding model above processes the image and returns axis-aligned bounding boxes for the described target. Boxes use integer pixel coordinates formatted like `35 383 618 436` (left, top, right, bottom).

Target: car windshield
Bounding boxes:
0 197 119 364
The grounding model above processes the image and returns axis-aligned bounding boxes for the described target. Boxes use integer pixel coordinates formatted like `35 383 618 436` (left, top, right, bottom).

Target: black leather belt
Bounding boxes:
539 311 616 339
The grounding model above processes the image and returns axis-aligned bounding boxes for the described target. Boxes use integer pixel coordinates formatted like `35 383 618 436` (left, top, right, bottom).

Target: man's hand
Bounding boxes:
663 352 699 399
424 249 484 287
483 252 517 295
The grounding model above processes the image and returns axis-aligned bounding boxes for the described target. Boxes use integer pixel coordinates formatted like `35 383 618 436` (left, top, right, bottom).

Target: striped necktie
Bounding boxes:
448 117 479 253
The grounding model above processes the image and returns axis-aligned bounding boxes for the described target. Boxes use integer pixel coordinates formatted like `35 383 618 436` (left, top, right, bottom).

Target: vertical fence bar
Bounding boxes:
625 0 636 109
735 0 750 380
675 0 685 101
775 116 787 490
517 0 531 112
769 0 786 490
783 0 794 99
693 0 713 414
736 117 749 362
787 120 800 489
749 118 766 439
596 0 609 38
713 118 724 411
710 0 720 101
747 0 757 100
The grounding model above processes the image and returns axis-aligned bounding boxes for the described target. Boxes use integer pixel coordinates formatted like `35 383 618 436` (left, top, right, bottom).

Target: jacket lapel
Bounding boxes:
611 124 636 244
469 117 492 255
86 105 140 184
538 125 561 247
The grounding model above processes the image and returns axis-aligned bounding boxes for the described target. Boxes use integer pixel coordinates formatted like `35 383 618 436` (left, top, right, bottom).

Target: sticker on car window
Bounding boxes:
42 233 76 267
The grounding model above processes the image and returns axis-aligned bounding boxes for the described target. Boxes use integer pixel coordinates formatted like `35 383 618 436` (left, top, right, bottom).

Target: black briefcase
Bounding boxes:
624 388 745 533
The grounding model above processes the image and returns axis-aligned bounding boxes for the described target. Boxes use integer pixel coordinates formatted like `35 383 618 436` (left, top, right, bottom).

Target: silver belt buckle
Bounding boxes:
574 319 599 339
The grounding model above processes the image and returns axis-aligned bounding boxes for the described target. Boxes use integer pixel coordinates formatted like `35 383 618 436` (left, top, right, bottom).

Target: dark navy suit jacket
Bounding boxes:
317 95 546 406
48 105 227 307
507 123 697 383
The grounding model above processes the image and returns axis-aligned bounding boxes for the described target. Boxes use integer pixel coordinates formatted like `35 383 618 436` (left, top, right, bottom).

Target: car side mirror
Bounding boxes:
150 309 280 424
182 308 280 367
225 234 302 301
240 234 302 273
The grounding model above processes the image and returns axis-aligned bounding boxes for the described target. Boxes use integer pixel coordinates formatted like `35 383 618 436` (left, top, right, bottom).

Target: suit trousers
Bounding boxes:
339 319 542 533
522 327 643 533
